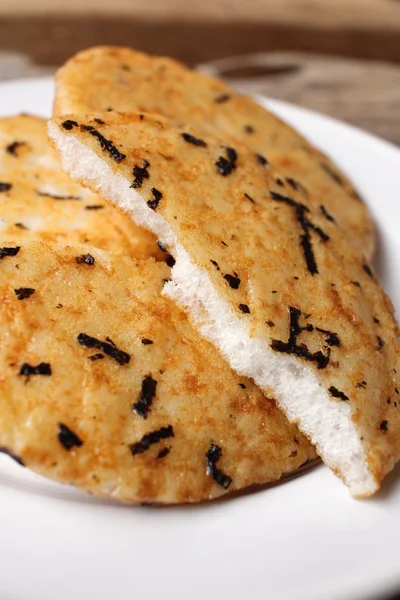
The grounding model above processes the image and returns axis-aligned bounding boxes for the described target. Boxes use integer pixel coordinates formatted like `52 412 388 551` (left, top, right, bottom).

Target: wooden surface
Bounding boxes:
1 0 400 30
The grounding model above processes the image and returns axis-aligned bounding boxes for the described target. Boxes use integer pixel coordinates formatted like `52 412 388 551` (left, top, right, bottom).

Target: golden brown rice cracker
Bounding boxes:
53 45 375 258
0 241 316 504
0 114 163 260
49 111 399 498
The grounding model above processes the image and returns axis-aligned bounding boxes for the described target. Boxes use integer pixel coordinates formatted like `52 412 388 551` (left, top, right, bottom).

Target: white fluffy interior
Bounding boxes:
49 123 378 498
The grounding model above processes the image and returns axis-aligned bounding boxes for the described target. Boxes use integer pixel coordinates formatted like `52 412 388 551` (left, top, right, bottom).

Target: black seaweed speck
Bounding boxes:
14 287 35 300
147 187 163 210
181 132 207 147
210 259 220 271
321 162 343 186
157 447 170 459
76 254 95 265
380 420 388 432
270 191 329 275
363 264 374 278
214 93 230 103
142 338 154 345
84 126 126 163
133 375 158 418
244 192 255 203
131 160 150 189
377 336 385 350
238 303 250 314
216 147 238 176
320 205 336 222
88 353 104 361
130 425 174 455
206 444 232 490
6 141 26 156
328 386 349 401
244 125 254 134
61 119 78 130
19 362 52 379
223 273 241 289
238 383 246 389
58 423 83 450
37 191 81 201
256 154 268 166
0 182 12 193
85 204 104 210
77 333 131 365
166 255 176 268
271 306 331 369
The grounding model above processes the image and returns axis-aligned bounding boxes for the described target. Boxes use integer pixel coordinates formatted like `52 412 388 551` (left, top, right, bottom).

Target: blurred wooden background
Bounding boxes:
0 0 400 66
0 0 400 146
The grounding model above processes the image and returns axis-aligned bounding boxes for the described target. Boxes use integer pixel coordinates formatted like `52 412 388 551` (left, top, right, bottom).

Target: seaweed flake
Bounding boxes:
58 423 83 450
376 336 385 350
142 338 154 345
223 273 241 289
239 303 250 314
363 264 374 278
61 119 78 130
380 420 388 432
14 287 35 300
351 281 361 288
94 118 105 125
133 376 158 418
6 141 26 156
37 191 81 201
271 306 331 369
14 223 28 230
210 259 220 271
244 125 254 134
320 205 336 222
131 160 150 188
75 254 95 265
19 362 52 380
0 182 12 193
77 333 130 365
256 154 268 166
85 204 104 210
157 447 170 459
166 255 176 267
275 178 284 187
266 320 275 327
0 447 25 466
286 177 307 195
328 386 349 401
244 192 255 203
83 127 126 163
148 187 162 210
216 147 238 176
181 132 207 147
205 444 232 489
270 191 329 275
130 425 174 455
88 353 104 361
315 327 340 347
356 381 367 389
238 383 246 389
214 93 230 103
321 162 343 186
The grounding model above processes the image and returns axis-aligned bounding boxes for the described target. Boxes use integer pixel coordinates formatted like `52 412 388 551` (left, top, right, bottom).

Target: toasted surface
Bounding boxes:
49 111 399 497
0 241 316 504
53 45 375 258
0 114 162 260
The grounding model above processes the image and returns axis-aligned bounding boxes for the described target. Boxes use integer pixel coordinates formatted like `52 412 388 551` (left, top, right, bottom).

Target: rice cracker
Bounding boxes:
49 111 399 497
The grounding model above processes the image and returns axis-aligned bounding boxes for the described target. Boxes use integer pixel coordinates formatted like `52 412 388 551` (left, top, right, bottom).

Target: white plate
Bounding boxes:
0 77 399 600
